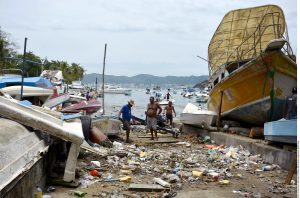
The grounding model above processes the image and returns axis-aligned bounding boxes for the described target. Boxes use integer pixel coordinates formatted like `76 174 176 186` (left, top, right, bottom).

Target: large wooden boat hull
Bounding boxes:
208 51 297 126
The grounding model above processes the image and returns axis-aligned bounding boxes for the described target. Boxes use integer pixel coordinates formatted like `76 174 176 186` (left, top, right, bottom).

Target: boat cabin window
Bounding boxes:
226 60 249 74
221 72 225 79
213 78 219 86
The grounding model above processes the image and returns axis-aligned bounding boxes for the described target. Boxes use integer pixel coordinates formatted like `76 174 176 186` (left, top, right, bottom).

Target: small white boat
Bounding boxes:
159 99 175 106
68 94 87 104
183 92 193 98
0 85 53 103
195 92 209 103
92 116 122 136
180 103 217 127
43 93 70 108
103 85 131 95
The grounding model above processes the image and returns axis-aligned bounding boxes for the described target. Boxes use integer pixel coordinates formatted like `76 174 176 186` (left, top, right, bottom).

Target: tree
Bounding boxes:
0 28 17 70
16 51 42 77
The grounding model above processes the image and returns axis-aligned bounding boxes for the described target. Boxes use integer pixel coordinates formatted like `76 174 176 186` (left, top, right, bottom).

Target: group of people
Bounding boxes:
118 96 176 142
117 86 297 143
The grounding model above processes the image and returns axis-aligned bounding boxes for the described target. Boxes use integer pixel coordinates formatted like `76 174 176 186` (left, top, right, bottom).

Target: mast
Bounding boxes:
102 43 107 115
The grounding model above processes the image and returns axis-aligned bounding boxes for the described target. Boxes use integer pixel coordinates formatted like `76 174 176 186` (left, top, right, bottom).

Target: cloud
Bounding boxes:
0 0 296 76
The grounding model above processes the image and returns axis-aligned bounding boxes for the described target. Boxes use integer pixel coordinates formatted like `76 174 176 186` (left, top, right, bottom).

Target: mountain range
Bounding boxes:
82 73 208 87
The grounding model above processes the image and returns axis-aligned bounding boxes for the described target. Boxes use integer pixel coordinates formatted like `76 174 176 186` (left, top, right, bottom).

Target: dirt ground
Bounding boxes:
46 128 297 198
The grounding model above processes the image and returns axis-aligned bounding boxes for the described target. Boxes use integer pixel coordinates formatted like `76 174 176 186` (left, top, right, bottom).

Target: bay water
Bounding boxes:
99 88 206 121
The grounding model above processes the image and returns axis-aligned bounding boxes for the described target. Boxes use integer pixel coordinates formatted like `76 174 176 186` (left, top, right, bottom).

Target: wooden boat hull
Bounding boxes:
208 51 297 126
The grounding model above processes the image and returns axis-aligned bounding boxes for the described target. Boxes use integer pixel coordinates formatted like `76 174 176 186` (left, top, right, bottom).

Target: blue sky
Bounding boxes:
0 0 297 76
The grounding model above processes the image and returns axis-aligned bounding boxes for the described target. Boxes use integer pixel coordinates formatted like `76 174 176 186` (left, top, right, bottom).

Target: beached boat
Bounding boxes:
264 119 296 144
68 94 87 104
0 85 54 104
0 118 49 196
0 95 84 184
43 93 70 109
92 116 122 136
60 99 102 114
68 81 84 95
207 5 297 126
0 76 53 89
180 103 217 127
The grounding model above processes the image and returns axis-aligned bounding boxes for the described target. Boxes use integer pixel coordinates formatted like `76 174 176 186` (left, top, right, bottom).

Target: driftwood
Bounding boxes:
249 127 264 138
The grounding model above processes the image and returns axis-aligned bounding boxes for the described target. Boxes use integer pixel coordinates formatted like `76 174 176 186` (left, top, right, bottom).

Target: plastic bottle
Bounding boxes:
262 165 273 171
34 186 42 198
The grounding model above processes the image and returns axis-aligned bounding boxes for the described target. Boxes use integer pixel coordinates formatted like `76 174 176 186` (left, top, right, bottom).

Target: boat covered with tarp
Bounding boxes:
207 4 296 126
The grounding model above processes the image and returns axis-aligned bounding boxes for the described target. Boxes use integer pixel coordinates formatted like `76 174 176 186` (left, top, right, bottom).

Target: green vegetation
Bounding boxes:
0 28 85 84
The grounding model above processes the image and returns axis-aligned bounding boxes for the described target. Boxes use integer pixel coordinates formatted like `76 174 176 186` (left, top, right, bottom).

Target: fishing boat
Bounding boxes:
207 5 297 126
60 99 102 114
180 103 217 127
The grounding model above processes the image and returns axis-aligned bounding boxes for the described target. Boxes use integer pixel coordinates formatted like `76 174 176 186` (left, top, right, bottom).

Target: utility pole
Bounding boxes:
102 43 107 115
20 37 27 100
95 77 98 94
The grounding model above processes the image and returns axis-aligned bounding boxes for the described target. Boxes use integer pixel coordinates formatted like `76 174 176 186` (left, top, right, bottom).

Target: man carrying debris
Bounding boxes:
118 100 135 143
146 96 162 140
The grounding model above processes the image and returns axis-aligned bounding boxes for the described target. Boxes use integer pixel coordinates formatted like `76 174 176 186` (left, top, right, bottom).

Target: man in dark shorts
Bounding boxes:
118 100 135 143
285 87 297 119
146 96 162 140
163 101 176 126
165 89 171 101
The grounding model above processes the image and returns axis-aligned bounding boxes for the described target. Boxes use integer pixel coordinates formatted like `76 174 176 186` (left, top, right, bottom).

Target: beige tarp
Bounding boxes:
208 5 286 75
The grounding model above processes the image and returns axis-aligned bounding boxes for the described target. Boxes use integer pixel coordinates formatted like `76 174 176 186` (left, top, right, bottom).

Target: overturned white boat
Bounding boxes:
0 85 53 104
0 95 83 185
180 103 217 127
0 118 49 196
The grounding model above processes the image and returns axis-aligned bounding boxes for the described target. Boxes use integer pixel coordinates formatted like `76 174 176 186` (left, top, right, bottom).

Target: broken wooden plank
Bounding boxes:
128 184 168 192
80 141 108 156
285 156 297 184
144 140 180 144
138 135 173 138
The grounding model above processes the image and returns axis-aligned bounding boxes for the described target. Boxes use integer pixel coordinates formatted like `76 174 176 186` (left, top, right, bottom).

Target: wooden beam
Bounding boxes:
128 184 168 192
285 156 297 184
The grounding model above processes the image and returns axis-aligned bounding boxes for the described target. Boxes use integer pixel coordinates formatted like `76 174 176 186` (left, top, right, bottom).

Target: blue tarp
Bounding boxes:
0 77 52 89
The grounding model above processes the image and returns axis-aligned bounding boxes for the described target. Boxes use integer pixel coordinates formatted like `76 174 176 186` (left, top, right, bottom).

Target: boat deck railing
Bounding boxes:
209 11 294 77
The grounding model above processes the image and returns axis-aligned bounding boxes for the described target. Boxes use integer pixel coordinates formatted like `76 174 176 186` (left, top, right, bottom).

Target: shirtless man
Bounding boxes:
146 96 162 140
163 101 176 125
